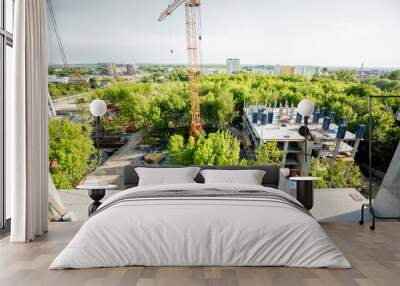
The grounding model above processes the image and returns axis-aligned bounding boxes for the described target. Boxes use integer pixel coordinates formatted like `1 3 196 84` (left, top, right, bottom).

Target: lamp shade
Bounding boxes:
297 99 314 117
90 99 107 117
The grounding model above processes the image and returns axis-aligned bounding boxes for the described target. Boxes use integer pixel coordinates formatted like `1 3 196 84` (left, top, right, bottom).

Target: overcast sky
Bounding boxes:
48 0 400 68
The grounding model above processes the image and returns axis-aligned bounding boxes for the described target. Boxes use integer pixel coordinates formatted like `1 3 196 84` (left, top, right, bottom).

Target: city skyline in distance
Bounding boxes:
49 0 400 68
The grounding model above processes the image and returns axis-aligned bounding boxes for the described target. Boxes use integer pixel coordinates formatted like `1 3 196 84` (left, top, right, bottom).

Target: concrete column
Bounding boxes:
373 142 400 217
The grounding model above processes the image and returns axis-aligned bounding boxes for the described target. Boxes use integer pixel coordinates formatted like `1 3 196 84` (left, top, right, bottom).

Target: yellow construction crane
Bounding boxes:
159 0 203 137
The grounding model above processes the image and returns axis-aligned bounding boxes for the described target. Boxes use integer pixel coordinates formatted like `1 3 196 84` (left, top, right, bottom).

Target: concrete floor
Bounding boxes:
59 187 369 222
85 132 144 188
312 188 369 222
59 189 120 221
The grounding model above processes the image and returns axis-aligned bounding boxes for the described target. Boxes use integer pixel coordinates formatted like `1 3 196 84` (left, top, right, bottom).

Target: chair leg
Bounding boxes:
370 207 376 231
359 204 366 225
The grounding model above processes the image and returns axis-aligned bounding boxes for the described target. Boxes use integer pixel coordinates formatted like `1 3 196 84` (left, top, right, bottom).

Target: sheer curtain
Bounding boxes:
7 0 48 242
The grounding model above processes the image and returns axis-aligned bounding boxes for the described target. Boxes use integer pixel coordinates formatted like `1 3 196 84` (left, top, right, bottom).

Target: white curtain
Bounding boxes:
7 0 49 242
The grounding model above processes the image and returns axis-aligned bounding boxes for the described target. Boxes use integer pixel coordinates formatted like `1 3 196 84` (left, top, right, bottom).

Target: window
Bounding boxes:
0 0 13 232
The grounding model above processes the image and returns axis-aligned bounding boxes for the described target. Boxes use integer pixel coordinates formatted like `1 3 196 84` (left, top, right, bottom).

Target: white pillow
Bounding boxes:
200 169 266 185
135 167 200 186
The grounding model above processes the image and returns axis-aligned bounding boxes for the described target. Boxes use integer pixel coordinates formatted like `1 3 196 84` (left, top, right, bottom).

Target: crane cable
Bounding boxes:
197 4 204 75
47 0 68 67
47 0 83 118
167 13 174 55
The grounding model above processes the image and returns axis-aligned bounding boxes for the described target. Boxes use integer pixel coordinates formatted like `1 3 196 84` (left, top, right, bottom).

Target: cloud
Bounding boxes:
48 0 400 67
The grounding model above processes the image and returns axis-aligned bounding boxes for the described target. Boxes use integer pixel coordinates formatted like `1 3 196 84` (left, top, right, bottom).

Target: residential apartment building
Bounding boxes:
292 65 319 77
227 58 240 74
126 64 136 75
107 63 117 76
274 64 292 75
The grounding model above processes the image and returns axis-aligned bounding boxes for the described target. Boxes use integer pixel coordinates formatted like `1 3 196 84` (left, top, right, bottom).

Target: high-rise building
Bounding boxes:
107 63 117 76
126 64 136 75
226 58 240 74
292 65 319 77
115 64 126 75
274 65 292 75
292 65 308 75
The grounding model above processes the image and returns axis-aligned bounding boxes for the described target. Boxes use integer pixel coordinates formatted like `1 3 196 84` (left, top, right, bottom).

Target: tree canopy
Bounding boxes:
95 73 400 170
49 118 95 189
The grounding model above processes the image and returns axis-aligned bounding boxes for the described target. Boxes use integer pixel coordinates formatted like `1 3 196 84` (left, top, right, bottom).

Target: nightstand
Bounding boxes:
289 177 320 210
77 184 117 215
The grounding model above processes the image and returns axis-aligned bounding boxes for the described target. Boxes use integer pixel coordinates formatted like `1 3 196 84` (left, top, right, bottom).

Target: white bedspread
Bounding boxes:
50 183 351 269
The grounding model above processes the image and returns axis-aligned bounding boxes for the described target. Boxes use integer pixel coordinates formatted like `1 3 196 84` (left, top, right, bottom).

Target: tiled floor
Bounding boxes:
1 222 400 286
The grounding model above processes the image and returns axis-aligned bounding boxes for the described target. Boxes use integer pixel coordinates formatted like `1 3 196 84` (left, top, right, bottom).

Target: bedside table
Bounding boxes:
77 184 117 215
289 177 320 210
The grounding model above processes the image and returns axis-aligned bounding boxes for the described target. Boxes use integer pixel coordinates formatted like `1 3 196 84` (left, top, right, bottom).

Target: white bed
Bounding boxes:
50 183 351 269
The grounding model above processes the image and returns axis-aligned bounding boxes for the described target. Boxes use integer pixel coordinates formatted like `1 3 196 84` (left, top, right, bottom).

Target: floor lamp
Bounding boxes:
360 95 400 230
298 99 315 175
90 99 107 166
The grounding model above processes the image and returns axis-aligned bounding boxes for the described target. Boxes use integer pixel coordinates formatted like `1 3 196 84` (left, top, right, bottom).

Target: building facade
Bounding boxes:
227 58 240 74
292 65 319 77
107 63 117 76
48 75 69 84
274 64 292 75
126 64 136 75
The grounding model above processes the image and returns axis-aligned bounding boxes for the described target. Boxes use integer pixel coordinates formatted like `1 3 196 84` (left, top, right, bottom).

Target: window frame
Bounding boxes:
0 0 13 233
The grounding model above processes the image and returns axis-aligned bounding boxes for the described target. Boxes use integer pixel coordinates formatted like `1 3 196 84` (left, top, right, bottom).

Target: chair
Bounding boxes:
295 112 302 124
319 107 326 117
351 124 366 158
330 111 336 122
318 124 351 161
319 124 365 162
322 116 331 131
260 112 268 125
312 112 320 124
332 124 347 160
252 112 258 123
268 112 274 124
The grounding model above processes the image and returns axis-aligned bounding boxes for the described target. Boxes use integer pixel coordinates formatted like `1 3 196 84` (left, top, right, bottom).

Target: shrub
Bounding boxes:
168 131 244 166
308 159 362 189
48 82 89 99
168 132 282 167
255 141 283 166
49 118 95 189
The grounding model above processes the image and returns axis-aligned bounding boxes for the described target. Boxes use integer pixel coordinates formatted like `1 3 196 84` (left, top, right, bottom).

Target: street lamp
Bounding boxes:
90 99 107 165
297 99 315 174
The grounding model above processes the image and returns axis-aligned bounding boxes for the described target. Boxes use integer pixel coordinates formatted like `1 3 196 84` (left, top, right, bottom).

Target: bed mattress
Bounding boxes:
50 183 351 269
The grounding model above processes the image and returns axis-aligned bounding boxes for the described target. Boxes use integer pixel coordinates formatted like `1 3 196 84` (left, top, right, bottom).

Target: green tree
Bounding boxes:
94 73 400 171
168 131 242 166
169 69 189 81
255 141 283 166
201 89 237 129
335 69 357 82
48 82 89 99
49 118 95 189
309 159 361 189
385 70 400 80
48 83 61 99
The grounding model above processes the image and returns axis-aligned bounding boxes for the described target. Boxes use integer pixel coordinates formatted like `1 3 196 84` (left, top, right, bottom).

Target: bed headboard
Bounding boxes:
123 165 280 189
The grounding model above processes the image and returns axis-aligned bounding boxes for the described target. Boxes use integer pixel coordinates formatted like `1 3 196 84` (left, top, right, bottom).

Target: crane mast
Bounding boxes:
159 0 203 137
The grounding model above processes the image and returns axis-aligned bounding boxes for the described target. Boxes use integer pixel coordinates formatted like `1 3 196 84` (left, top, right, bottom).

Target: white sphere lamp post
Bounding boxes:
297 99 315 173
90 99 107 166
